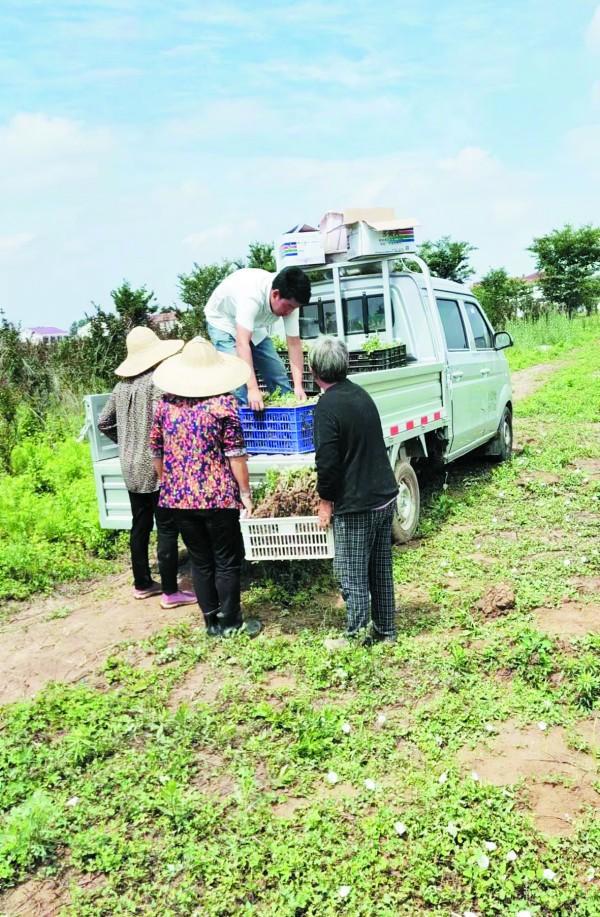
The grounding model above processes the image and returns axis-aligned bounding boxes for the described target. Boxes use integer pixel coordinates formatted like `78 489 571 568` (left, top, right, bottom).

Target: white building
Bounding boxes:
21 326 69 345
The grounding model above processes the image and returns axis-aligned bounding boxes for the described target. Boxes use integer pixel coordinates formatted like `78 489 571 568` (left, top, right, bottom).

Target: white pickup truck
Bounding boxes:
85 255 513 543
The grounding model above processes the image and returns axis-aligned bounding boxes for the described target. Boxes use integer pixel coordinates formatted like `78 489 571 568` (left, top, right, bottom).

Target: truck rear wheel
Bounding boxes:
391 460 420 544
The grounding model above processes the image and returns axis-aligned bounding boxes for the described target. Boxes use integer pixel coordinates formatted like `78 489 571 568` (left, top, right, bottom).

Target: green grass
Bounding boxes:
0 345 599 914
505 312 600 371
0 430 125 602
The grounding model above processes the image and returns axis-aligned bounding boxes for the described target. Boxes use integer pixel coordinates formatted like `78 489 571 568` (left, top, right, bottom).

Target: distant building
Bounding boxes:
150 311 178 334
21 326 69 345
521 270 544 285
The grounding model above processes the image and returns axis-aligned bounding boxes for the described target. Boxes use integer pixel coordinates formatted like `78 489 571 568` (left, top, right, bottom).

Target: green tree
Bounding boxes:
528 224 600 317
110 281 157 330
247 241 276 272
474 269 536 327
417 236 477 283
177 261 235 338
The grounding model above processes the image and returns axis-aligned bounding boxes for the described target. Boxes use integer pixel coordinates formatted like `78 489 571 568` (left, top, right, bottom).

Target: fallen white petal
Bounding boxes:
446 821 458 837
376 713 387 726
563 559 571 567
364 778 377 791
66 796 80 807
538 721 547 731
543 868 556 881
586 867 595 882
471 770 480 782
463 911 478 917
516 911 532 917
394 821 407 836
326 771 339 785
438 771 448 784
484 723 495 733
477 853 490 869
506 850 518 862
484 841 497 852
341 722 352 734
338 885 351 899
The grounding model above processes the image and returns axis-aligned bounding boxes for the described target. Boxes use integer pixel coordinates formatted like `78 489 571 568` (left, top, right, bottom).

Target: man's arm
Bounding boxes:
286 336 307 401
236 324 264 411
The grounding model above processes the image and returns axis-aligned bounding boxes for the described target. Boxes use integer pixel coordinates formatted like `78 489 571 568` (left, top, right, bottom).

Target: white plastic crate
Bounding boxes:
240 516 335 561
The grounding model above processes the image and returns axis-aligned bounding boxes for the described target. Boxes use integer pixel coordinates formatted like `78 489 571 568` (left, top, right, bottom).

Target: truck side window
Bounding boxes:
436 298 468 350
344 296 365 334
299 302 320 339
464 301 492 350
366 294 386 332
322 300 338 335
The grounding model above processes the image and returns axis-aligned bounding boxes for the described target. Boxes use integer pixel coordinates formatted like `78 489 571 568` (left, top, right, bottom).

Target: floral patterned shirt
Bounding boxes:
149 394 246 510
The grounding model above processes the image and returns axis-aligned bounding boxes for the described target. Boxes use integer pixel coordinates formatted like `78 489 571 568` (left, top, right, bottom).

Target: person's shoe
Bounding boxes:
204 611 223 638
133 581 162 600
240 618 262 638
160 590 196 610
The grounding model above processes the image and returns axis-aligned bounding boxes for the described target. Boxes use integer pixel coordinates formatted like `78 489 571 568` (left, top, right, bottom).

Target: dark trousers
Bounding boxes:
172 509 242 623
128 490 179 593
333 502 396 638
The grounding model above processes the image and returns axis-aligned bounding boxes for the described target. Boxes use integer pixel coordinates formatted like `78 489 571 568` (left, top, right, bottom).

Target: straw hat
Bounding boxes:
115 326 184 377
152 337 251 397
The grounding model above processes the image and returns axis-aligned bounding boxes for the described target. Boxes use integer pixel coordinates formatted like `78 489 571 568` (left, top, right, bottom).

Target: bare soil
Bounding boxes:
458 720 600 836
167 662 224 710
533 600 600 638
0 571 198 706
510 362 564 401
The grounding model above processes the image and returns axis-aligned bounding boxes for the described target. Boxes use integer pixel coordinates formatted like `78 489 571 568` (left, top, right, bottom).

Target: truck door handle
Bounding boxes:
451 371 464 381
480 368 490 376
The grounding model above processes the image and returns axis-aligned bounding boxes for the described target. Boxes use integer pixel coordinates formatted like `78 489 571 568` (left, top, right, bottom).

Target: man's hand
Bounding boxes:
318 499 333 528
294 387 308 402
247 385 265 412
240 492 253 518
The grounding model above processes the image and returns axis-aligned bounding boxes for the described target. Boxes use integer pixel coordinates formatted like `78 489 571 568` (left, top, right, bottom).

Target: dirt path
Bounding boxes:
0 357 568 709
0 570 196 706
510 361 564 401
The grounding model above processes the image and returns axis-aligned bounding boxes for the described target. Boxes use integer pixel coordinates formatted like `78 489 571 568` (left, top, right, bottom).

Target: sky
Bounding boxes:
1 0 599 329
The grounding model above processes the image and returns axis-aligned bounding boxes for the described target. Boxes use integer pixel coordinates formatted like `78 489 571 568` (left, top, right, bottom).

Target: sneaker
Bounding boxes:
133 581 162 600
160 590 196 610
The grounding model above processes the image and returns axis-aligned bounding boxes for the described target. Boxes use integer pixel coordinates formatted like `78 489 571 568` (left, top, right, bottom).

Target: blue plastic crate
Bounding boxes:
240 404 315 454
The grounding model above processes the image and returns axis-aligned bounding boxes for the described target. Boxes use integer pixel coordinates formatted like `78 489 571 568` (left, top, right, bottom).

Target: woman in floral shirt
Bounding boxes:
150 338 260 638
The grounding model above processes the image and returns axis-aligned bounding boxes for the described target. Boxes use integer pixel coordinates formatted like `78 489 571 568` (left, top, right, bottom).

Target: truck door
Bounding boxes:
462 300 499 436
435 297 483 452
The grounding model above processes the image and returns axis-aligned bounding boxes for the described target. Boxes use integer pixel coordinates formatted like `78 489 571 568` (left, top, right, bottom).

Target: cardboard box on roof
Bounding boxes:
320 208 417 259
275 223 325 271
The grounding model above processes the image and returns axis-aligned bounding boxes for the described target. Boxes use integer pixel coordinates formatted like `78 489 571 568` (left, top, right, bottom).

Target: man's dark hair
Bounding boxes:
272 266 311 306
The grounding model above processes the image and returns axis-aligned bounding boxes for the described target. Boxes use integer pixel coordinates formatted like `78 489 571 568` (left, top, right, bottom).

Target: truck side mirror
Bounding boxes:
493 331 513 350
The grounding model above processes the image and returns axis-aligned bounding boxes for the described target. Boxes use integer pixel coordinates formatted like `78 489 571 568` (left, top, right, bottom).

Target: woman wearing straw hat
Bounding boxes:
150 338 261 638
98 326 196 609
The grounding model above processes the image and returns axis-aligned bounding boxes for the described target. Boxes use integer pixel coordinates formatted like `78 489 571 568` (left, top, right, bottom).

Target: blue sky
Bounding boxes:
1 0 599 327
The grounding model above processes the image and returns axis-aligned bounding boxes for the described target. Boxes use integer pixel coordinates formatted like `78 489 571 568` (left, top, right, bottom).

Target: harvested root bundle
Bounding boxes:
252 468 320 518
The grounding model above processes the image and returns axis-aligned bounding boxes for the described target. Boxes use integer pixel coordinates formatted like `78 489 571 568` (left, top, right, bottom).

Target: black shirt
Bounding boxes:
314 378 398 514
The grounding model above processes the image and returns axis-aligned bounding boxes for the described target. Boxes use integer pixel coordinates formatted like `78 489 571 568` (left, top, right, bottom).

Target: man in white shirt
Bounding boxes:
204 266 311 411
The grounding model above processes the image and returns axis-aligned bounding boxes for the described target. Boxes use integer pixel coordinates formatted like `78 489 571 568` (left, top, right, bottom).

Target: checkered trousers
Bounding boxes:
333 502 396 638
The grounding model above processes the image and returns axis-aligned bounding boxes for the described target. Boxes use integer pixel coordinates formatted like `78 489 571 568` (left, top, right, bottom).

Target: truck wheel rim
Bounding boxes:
397 481 413 526
503 418 512 448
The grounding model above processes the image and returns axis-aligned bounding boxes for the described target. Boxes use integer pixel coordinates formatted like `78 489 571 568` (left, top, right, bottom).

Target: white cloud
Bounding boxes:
0 113 114 194
586 5 600 49
262 54 409 89
439 147 500 182
0 232 35 256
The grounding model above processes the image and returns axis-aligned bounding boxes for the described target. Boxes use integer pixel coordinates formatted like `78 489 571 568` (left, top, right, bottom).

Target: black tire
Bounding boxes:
490 405 513 462
391 460 420 544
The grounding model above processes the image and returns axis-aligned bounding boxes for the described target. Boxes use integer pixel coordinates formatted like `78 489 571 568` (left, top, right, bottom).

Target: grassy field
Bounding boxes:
505 313 600 371
0 341 598 914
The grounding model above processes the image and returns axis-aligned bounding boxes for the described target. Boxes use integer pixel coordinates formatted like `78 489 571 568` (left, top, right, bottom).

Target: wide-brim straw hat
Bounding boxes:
115 326 184 377
152 337 251 397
